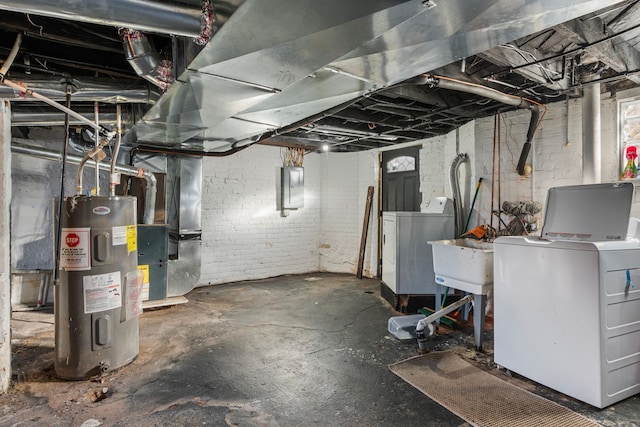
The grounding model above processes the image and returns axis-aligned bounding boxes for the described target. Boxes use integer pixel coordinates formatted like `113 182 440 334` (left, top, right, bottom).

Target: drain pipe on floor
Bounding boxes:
416 75 544 176
416 294 474 353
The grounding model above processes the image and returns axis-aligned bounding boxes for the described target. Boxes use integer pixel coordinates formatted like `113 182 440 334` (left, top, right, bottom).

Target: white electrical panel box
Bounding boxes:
282 166 304 209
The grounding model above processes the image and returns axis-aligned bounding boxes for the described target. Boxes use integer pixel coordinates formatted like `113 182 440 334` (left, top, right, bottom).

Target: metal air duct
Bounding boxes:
121 29 174 92
0 0 201 37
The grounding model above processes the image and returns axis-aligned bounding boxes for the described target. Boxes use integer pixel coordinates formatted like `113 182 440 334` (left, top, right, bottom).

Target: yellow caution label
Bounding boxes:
137 264 150 302
126 225 137 253
138 264 150 285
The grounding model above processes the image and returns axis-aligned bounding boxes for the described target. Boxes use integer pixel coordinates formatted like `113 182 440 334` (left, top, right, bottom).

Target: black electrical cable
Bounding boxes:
53 83 72 283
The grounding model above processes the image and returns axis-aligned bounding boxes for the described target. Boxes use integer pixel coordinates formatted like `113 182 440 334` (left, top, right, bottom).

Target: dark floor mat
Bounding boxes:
389 351 599 427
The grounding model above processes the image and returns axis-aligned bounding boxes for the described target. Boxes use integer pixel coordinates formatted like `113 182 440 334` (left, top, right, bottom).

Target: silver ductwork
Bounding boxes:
168 155 202 296
121 29 175 92
10 140 157 225
0 0 201 37
130 152 202 296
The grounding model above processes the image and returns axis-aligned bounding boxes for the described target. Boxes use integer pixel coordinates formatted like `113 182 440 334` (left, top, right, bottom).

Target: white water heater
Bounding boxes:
55 196 142 380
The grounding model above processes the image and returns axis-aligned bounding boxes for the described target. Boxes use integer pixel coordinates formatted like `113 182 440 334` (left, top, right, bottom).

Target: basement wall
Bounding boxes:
199 146 322 285
145 84 640 286
318 149 379 276
199 145 380 285
8 85 640 294
474 90 629 226
420 87 637 231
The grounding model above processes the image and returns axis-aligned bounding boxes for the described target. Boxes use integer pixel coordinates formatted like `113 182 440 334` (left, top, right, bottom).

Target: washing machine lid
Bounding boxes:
541 182 634 242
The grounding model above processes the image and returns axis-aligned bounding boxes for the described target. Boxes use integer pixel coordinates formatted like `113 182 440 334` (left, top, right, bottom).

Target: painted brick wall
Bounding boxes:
319 150 379 276
419 134 448 208
419 122 476 230
426 89 637 231
199 145 322 285
472 99 594 229
199 145 381 285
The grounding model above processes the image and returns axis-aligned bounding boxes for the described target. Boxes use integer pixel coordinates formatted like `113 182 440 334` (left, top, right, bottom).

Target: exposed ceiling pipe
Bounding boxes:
110 104 123 196
0 78 159 103
121 29 174 92
0 31 21 77
11 140 157 225
416 75 543 176
0 0 201 37
11 111 125 127
1 33 115 142
130 144 251 158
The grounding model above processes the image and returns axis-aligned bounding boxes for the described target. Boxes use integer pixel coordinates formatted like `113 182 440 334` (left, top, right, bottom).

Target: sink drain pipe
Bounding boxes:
416 294 474 353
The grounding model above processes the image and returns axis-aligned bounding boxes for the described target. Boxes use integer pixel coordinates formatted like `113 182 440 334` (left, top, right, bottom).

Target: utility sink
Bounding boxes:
430 239 494 295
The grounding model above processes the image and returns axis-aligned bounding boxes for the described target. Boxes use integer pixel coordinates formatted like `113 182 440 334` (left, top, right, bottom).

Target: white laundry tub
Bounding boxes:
430 239 494 295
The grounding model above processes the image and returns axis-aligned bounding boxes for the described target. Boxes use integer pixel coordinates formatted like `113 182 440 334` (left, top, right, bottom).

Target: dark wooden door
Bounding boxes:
382 147 421 212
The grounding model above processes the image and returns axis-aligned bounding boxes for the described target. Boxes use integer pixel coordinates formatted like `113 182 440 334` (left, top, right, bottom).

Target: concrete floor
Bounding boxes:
1 273 639 426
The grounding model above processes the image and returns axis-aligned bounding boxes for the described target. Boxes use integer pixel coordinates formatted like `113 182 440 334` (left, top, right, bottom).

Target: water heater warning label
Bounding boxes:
60 228 90 271
83 271 122 314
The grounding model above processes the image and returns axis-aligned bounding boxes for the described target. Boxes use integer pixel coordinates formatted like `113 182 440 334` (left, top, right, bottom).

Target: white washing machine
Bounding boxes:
494 182 640 408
